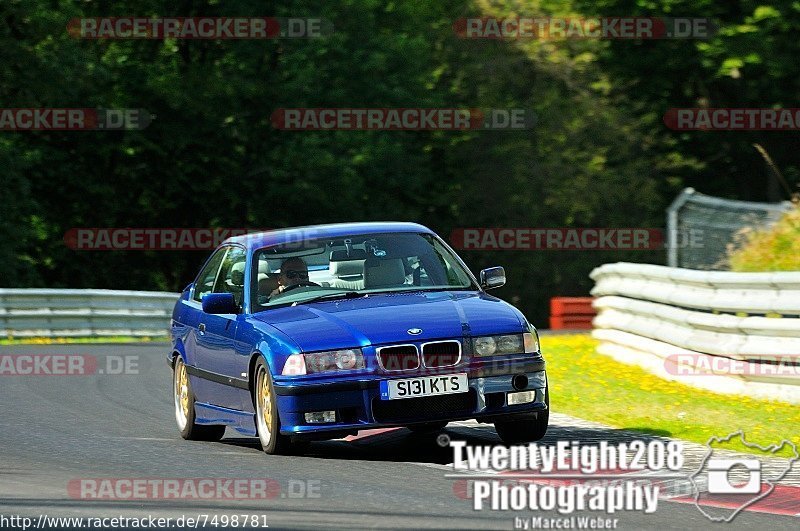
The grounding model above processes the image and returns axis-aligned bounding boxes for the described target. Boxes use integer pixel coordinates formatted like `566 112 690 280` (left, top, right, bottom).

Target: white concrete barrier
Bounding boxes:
590 263 800 403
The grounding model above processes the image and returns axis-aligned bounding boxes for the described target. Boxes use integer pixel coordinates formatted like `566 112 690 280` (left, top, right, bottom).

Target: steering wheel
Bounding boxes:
279 281 320 294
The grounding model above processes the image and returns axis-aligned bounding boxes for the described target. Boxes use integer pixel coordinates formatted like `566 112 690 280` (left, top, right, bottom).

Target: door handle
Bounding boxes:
198 323 206 333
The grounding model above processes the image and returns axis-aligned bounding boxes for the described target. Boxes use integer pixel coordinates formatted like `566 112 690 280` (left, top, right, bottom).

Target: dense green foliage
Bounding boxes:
729 202 800 271
1 0 798 325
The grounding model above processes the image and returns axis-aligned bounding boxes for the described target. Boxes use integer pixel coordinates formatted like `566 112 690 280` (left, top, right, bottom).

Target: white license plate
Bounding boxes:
379 373 468 400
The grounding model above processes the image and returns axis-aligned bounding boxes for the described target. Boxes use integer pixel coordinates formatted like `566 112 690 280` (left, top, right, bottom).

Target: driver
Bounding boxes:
269 257 312 298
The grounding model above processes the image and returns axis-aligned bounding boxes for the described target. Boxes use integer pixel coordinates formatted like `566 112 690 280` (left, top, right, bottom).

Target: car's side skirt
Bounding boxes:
185 364 250 390
194 402 257 437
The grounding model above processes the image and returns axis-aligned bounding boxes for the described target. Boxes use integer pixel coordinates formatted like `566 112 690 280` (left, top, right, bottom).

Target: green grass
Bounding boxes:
0 336 169 345
543 334 800 456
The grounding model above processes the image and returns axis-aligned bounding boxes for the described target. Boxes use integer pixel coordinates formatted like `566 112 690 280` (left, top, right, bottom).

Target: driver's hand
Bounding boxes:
269 285 285 298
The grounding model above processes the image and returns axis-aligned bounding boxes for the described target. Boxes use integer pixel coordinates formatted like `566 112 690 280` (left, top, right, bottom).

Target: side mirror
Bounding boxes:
479 266 506 290
202 293 238 314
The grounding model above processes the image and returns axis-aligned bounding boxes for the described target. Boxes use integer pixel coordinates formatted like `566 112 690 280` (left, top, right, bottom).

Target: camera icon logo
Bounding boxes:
706 458 761 494
689 430 799 522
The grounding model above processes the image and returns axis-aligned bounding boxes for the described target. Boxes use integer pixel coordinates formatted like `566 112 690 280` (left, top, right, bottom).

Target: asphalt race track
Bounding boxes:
0 343 797 530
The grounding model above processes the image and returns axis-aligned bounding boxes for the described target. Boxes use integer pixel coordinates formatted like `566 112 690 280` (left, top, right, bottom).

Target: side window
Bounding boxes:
213 247 247 307
192 248 228 302
254 254 280 307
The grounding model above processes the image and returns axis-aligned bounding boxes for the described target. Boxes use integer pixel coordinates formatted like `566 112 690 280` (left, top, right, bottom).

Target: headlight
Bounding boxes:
282 348 365 375
474 336 497 356
473 334 527 356
497 334 523 352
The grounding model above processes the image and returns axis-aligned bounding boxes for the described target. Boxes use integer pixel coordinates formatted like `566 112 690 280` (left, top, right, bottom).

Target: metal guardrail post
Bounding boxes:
666 187 695 267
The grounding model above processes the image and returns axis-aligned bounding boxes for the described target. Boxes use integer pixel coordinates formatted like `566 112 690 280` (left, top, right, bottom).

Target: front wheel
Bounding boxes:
254 360 293 454
494 390 549 444
173 357 225 441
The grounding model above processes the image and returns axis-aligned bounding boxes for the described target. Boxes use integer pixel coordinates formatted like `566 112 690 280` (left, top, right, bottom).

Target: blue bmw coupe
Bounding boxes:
169 222 548 453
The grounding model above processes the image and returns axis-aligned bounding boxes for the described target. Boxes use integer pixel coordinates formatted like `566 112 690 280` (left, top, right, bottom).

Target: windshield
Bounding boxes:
251 232 476 308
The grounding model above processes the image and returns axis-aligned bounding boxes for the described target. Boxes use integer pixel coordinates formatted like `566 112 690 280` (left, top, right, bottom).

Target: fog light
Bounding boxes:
511 373 529 391
507 390 536 405
304 411 336 424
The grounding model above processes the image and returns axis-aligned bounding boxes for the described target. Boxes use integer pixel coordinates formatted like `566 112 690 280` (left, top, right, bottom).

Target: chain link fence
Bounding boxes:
666 188 792 270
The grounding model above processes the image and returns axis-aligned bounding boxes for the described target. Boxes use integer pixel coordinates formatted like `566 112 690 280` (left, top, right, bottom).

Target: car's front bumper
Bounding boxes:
272 357 547 435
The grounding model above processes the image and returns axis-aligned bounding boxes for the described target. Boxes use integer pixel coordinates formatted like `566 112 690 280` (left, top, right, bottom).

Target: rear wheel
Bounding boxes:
494 389 549 444
173 357 225 441
254 360 293 455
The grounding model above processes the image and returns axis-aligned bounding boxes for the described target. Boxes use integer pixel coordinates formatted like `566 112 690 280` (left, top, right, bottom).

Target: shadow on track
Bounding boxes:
215 422 678 465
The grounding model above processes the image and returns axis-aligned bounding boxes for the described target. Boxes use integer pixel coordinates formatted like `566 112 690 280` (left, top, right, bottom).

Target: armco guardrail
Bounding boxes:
589 263 800 403
0 289 179 338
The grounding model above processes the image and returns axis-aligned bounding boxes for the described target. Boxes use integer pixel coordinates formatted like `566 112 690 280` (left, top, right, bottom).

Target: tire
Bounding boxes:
253 359 293 455
173 357 226 441
494 389 549 444
407 421 448 433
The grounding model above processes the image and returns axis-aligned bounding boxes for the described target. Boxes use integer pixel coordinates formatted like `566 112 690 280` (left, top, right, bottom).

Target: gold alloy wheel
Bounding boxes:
259 369 273 432
177 362 190 420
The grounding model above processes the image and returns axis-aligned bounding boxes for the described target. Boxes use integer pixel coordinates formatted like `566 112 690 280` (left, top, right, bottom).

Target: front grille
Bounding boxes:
377 344 420 371
422 340 461 368
372 389 477 423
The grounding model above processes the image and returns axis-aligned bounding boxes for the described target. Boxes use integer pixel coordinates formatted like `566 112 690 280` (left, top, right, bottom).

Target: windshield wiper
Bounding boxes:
294 291 367 305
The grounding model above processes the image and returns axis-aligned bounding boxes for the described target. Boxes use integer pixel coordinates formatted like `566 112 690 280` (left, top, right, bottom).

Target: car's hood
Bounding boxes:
251 290 526 352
